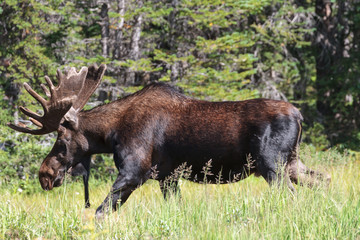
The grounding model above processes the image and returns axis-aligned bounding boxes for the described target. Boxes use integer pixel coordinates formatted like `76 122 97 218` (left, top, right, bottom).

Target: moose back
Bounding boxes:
8 64 329 218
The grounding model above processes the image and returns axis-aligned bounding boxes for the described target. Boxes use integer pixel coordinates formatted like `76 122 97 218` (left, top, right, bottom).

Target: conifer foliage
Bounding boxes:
0 1 359 180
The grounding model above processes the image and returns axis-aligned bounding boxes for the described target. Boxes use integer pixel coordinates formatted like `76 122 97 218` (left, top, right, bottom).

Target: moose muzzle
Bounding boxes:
39 156 66 191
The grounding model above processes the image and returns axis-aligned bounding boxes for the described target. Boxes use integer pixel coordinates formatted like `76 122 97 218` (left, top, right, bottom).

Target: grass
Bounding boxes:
0 146 359 239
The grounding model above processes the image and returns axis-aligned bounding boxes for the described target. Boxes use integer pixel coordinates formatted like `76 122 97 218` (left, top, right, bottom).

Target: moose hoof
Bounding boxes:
95 205 107 220
323 172 331 186
95 210 104 221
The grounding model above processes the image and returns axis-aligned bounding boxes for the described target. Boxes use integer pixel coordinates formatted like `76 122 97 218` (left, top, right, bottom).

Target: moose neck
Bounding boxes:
77 106 118 155
78 101 126 154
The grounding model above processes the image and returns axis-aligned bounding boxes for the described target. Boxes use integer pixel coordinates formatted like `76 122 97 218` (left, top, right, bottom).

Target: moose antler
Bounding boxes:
8 64 106 135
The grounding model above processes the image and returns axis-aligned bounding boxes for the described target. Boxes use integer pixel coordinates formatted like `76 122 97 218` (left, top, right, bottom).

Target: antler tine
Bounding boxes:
56 69 64 86
29 118 43 127
7 122 47 135
19 106 42 122
40 84 51 98
23 83 47 112
44 76 55 97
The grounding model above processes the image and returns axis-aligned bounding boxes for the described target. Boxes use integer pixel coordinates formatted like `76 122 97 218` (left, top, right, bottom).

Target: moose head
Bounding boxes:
8 64 106 205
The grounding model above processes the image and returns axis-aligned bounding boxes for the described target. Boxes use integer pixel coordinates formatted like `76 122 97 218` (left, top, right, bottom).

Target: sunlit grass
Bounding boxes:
0 148 359 239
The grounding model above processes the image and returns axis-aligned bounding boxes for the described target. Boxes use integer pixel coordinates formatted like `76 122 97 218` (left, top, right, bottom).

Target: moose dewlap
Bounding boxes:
8 64 330 218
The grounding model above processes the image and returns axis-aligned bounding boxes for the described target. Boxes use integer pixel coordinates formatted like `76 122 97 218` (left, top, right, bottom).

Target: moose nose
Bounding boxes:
39 176 53 191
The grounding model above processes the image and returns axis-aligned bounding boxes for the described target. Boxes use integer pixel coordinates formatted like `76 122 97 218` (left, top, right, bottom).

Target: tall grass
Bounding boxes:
0 147 359 239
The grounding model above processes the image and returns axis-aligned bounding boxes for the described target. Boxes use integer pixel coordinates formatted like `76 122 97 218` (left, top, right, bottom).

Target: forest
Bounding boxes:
0 0 360 239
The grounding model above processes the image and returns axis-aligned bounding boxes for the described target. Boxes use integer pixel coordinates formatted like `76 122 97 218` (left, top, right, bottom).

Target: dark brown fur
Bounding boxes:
35 82 330 218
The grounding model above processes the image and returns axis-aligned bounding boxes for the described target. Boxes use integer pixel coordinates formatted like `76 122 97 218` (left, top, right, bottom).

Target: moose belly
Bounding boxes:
156 137 254 184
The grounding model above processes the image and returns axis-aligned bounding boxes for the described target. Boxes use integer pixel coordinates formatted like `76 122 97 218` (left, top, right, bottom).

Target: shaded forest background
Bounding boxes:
0 0 359 184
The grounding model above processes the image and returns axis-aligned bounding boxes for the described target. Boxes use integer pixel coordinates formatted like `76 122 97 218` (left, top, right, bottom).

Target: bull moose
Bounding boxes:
8 64 329 218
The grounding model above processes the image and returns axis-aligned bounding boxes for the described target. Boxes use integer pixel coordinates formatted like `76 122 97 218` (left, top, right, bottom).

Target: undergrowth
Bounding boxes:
0 147 359 239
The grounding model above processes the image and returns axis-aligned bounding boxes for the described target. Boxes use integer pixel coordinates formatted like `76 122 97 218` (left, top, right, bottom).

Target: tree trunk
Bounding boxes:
313 0 357 143
129 13 142 61
169 0 178 50
169 0 182 82
114 0 125 59
314 0 335 116
100 2 110 58
314 0 349 115
126 3 143 86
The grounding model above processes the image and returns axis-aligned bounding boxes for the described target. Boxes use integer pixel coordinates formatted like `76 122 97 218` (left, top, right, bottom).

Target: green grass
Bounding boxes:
0 147 359 239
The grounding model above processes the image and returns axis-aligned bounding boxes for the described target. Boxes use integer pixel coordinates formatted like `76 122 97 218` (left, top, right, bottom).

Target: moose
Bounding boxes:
8 64 329 218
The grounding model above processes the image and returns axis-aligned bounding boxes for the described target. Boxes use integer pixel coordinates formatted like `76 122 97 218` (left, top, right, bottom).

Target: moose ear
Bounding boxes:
63 107 79 130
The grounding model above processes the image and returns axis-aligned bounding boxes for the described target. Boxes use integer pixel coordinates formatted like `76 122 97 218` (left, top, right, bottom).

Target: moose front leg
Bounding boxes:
95 147 151 219
83 174 90 208
69 158 91 208
81 159 91 208
95 172 148 219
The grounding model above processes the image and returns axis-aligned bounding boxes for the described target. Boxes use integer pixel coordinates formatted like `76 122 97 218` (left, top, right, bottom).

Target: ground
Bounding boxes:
0 146 359 239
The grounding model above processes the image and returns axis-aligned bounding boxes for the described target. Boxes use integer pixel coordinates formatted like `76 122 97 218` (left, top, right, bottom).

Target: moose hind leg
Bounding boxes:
254 143 293 187
253 118 303 191
257 158 291 186
159 179 181 199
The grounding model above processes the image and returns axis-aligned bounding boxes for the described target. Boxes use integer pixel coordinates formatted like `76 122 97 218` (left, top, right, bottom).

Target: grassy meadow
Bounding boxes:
0 146 359 239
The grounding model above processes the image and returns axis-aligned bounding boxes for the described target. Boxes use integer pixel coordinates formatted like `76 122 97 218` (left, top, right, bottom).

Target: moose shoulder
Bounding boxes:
8 64 330 218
